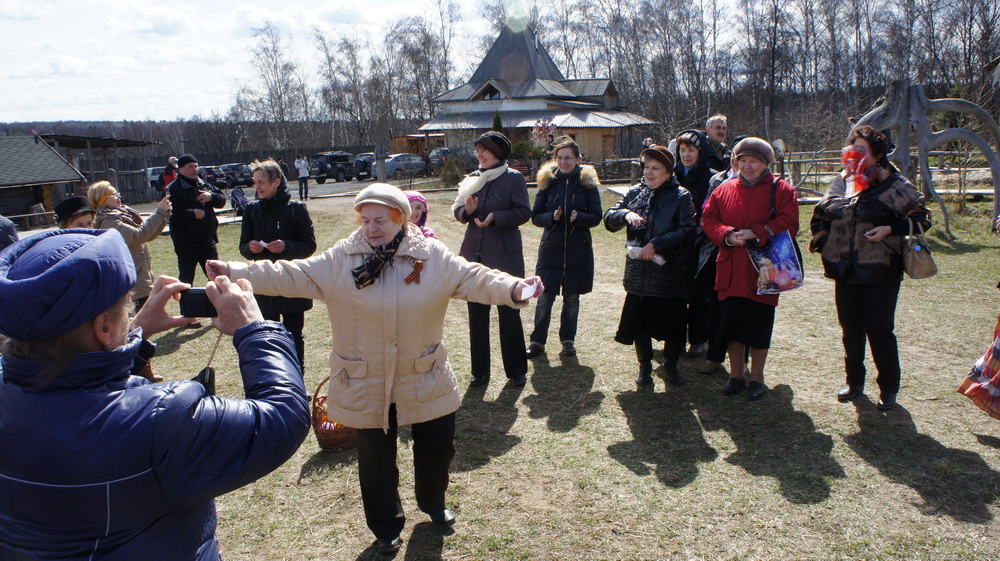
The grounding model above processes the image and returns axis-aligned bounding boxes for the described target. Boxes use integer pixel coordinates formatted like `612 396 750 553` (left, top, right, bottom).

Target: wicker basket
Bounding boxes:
312 376 358 451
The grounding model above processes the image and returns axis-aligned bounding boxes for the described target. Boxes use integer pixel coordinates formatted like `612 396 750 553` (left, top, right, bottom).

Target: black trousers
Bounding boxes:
262 311 305 369
355 405 456 540
173 241 218 285
467 302 526 379
298 177 309 200
835 280 902 393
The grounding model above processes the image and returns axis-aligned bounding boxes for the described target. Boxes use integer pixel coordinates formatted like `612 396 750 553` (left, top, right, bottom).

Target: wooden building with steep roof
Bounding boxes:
419 22 655 160
0 136 85 230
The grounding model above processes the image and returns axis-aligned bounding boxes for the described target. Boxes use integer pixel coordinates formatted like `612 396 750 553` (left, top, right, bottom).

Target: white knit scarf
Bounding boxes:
452 163 509 212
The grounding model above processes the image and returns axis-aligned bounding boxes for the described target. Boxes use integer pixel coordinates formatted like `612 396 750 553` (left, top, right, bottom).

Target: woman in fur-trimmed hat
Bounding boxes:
526 138 603 360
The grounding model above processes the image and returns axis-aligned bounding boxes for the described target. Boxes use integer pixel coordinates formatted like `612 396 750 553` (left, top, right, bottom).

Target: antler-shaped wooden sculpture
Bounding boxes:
857 80 1000 236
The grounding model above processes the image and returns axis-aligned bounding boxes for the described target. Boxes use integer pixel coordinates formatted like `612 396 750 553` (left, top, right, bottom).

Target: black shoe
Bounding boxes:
665 361 686 386
561 340 576 357
469 375 489 387
377 536 402 554
837 384 863 402
508 374 527 387
430 509 456 527
720 377 746 396
636 364 653 386
526 343 544 359
876 393 897 410
747 381 766 401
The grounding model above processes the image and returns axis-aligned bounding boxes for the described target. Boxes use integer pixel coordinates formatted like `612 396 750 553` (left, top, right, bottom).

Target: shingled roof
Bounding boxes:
470 25 564 85
0 136 84 188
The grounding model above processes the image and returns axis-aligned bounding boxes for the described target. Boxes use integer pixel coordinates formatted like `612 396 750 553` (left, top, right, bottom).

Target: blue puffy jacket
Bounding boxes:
0 321 310 560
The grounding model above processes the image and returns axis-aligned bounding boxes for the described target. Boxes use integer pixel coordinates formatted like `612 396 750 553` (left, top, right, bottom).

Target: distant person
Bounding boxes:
405 190 437 239
526 138 603 360
54 196 95 229
159 156 178 192
453 131 532 387
87 180 171 312
294 154 310 201
167 154 226 286
206 184 542 554
0 229 310 559
705 114 731 169
277 157 290 179
0 212 18 251
240 159 316 369
604 145 695 388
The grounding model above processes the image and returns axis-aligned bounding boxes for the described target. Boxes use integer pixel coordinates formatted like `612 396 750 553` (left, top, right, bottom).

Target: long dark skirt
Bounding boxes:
718 296 776 349
615 294 686 345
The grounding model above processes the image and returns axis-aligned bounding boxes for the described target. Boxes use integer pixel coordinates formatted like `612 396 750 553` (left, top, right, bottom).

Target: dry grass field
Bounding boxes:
145 186 1000 560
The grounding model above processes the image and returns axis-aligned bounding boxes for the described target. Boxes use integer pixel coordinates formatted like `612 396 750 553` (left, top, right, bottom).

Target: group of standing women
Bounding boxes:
606 124 930 408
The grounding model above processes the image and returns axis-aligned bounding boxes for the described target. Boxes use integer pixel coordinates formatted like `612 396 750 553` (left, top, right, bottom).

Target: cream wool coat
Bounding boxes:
227 224 525 431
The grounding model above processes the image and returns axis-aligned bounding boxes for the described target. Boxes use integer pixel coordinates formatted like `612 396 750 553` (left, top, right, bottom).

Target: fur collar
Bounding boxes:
535 163 601 191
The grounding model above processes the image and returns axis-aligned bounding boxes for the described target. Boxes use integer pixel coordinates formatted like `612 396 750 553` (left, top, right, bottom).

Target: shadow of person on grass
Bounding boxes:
402 521 447 561
148 325 210 358
696 383 845 504
451 382 524 472
522 354 605 433
297 447 358 484
608 388 718 488
847 399 1000 523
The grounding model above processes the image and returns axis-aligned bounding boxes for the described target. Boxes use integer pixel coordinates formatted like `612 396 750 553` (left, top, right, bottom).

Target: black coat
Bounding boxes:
167 175 226 244
454 167 531 276
531 163 603 295
239 189 316 315
604 178 696 298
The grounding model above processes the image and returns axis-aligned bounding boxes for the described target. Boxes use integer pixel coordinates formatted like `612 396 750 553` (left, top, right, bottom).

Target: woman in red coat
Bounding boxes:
701 138 799 400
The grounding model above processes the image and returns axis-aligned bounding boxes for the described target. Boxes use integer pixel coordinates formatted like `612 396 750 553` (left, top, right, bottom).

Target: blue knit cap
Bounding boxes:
0 229 136 340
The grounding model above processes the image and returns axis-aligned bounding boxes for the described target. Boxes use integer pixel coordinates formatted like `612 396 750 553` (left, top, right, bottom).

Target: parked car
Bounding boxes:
354 153 375 180
220 163 253 187
201 166 232 189
384 153 429 180
310 151 354 183
145 167 166 190
427 147 478 173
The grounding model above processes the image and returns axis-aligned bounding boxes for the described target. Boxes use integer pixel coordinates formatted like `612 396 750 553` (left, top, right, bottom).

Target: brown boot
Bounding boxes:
138 361 164 383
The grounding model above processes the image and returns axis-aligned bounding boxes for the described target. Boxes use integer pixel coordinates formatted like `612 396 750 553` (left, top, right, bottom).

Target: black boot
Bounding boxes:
663 342 685 386
635 337 654 386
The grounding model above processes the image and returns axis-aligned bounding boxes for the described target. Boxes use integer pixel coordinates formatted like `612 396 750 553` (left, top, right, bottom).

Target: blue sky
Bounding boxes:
1 0 486 122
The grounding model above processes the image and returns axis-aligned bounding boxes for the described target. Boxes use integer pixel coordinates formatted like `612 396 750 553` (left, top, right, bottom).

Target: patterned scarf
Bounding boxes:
351 230 405 289
97 205 142 228
841 148 880 196
629 182 654 231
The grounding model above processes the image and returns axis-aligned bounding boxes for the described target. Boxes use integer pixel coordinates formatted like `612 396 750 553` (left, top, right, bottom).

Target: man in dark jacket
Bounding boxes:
168 153 226 285
0 229 310 560
240 159 316 369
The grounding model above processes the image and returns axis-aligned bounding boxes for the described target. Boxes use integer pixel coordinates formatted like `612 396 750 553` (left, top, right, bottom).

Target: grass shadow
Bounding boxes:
522 353 605 433
607 388 718 488
402 521 447 561
696 383 845 504
150 325 212 358
297 448 358 484
846 400 1000 523
452 383 523 472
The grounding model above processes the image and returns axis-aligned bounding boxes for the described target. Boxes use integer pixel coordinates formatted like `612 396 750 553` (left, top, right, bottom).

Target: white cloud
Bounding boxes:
0 1 55 20
106 4 195 36
2 54 91 79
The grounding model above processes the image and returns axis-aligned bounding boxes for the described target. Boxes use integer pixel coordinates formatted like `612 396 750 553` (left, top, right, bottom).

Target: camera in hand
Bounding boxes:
179 288 217 317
